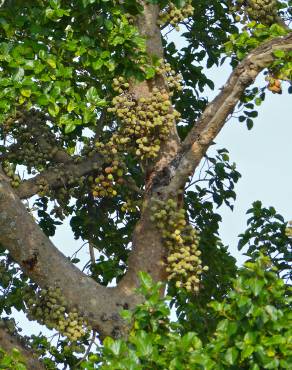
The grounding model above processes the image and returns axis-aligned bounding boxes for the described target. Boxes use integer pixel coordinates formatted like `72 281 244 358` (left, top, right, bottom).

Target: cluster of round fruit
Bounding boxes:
107 78 181 159
40 163 85 207
25 287 90 342
154 61 183 93
151 199 208 292
36 177 50 197
232 0 278 25
158 1 194 29
2 160 21 188
94 140 118 157
4 110 58 172
121 198 141 213
89 161 124 198
112 77 130 94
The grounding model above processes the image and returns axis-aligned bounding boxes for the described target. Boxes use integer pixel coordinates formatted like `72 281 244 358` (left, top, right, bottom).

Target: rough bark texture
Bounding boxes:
0 320 45 370
153 33 292 196
119 2 179 290
0 0 291 341
16 152 105 199
0 171 133 339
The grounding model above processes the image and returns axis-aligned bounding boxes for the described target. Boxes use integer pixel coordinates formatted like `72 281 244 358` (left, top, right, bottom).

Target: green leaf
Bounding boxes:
145 66 156 79
82 0 97 6
67 100 77 112
15 364 26 370
246 118 253 130
37 94 49 106
104 20 113 30
120 309 132 322
111 36 124 46
47 58 57 69
181 332 202 350
92 59 104 70
104 60 115 72
20 88 31 97
48 103 60 117
264 305 278 321
241 344 254 360
249 278 265 296
138 272 153 290
13 68 24 82
224 347 239 365
133 331 153 357
85 86 99 103
64 121 76 134
107 338 124 356
273 49 285 59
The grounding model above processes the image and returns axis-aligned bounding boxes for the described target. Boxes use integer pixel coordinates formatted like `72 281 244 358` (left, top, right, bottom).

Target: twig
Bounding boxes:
73 330 97 369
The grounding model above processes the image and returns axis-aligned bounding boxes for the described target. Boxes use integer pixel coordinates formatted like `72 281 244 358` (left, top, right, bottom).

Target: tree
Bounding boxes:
0 0 291 368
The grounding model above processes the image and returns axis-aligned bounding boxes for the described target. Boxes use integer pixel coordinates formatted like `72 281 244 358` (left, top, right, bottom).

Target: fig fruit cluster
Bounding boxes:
2 160 21 188
89 160 125 198
106 64 182 160
158 1 194 29
232 0 278 25
2 110 59 173
25 287 90 342
151 199 208 292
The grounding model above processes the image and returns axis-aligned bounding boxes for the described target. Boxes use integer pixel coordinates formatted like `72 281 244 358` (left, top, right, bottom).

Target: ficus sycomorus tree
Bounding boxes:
0 0 291 368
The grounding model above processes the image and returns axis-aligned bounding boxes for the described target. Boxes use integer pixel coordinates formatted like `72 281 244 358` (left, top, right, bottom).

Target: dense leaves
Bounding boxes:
0 1 148 131
83 258 292 369
0 0 291 368
238 200 292 282
0 347 26 370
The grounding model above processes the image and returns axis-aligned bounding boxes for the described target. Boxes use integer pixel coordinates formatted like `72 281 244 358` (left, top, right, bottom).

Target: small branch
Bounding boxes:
124 177 144 195
73 330 97 369
89 242 95 264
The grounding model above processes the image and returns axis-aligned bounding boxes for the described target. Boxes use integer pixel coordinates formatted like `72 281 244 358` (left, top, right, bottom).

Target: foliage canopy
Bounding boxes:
0 0 291 369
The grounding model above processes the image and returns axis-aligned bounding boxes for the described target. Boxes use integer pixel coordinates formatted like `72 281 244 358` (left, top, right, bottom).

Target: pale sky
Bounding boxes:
215 86 291 264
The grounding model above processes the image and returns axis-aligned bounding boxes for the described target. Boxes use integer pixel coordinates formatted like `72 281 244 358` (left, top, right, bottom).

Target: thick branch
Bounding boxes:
119 198 167 290
1 4 171 337
156 32 292 194
16 153 105 199
0 320 45 370
121 32 292 288
133 2 181 176
119 2 178 289
0 172 138 339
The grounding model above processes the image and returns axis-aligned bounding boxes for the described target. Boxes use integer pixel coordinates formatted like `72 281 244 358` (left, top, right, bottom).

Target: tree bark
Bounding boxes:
0 320 45 370
0 2 291 339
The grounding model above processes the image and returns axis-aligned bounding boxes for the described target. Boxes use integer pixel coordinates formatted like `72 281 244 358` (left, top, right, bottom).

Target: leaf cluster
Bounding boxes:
82 257 292 369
